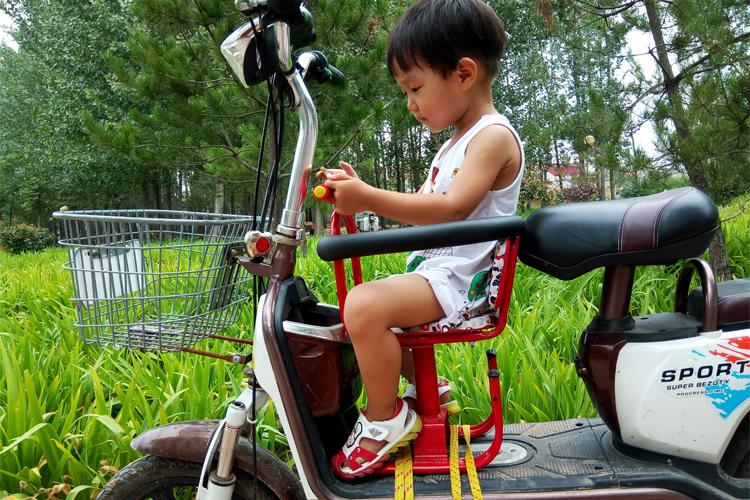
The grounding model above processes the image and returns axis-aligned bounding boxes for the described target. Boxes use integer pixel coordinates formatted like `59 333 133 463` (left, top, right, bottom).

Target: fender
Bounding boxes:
131 420 305 500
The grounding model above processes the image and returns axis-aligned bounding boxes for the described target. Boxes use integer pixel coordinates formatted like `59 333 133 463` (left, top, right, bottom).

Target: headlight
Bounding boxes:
221 19 270 87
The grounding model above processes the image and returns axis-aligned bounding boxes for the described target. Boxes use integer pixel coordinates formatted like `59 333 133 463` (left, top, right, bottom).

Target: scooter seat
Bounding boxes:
687 278 750 332
519 187 719 280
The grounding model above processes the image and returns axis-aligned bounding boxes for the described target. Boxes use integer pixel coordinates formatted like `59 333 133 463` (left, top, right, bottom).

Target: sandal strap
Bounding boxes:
402 380 453 400
332 399 421 479
342 399 409 453
346 447 379 471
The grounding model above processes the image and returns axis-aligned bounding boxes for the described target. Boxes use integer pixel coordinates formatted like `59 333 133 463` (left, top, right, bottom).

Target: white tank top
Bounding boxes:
404 114 525 330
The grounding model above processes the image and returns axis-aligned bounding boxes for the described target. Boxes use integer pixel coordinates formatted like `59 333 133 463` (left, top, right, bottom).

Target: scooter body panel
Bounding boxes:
616 328 750 463
250 277 749 499
253 293 320 500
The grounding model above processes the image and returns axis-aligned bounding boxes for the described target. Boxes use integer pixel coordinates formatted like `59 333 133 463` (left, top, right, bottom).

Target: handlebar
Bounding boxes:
317 216 527 261
222 4 343 238
326 65 345 85
267 0 301 16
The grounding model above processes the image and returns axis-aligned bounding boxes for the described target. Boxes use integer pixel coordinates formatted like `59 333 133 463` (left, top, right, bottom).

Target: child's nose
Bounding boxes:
406 96 418 112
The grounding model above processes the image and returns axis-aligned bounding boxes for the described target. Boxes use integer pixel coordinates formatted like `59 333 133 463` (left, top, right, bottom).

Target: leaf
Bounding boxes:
83 415 125 436
0 423 50 457
65 485 93 500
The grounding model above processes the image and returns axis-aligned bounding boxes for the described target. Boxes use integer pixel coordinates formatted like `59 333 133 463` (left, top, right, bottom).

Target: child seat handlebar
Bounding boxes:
317 216 526 262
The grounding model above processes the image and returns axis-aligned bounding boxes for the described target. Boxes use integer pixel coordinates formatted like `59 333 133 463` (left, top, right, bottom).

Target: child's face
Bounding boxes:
393 62 467 133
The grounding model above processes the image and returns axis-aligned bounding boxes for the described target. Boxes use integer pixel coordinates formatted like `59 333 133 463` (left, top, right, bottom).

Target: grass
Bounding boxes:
0 195 748 498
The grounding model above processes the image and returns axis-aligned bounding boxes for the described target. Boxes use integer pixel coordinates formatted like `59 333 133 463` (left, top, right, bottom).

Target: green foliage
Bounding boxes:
721 195 750 279
0 194 748 495
0 222 55 254
617 171 691 199
0 249 259 497
0 0 147 224
519 165 564 209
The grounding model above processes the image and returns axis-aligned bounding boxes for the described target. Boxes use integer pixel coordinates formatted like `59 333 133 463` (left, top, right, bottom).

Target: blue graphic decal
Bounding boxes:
704 372 750 419
692 350 706 357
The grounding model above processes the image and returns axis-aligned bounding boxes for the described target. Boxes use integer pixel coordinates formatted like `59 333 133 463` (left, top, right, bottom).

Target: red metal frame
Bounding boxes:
329 235 521 474
329 212 363 320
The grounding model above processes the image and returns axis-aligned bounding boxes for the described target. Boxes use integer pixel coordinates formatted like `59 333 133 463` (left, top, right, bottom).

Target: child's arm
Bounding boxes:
325 125 521 226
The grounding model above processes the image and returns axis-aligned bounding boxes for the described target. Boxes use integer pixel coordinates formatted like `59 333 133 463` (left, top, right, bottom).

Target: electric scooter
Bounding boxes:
55 1 750 499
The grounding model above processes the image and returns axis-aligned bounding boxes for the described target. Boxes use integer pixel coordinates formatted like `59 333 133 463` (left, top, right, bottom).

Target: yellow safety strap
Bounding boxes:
449 425 484 500
450 425 461 499
463 424 483 500
395 445 413 500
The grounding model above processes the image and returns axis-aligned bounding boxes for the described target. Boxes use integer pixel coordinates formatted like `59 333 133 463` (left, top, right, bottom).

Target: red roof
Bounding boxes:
548 166 580 177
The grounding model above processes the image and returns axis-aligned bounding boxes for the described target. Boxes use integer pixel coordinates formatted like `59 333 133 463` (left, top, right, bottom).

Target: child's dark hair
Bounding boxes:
386 0 506 79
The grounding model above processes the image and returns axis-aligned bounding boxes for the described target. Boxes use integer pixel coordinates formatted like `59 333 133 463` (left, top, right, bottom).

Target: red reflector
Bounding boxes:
255 237 271 253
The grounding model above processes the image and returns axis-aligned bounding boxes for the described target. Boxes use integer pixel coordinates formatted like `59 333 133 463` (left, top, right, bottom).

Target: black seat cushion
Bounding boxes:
519 187 719 280
688 278 750 331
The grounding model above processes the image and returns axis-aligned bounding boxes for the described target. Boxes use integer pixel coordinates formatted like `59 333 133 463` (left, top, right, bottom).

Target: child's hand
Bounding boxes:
316 161 360 181
322 162 370 215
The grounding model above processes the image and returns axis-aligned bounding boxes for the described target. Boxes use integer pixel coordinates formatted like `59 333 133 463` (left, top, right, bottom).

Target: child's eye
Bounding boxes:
411 87 420 93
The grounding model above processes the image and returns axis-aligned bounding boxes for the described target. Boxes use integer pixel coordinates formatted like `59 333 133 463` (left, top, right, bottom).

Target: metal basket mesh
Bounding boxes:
54 209 255 352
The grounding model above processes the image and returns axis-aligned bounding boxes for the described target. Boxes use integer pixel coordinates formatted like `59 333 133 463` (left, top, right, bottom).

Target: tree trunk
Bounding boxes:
142 181 152 209
709 225 731 282
643 0 731 281
214 179 225 214
313 205 324 236
164 177 173 211
242 186 250 215
553 139 564 190
609 168 615 200
153 182 161 210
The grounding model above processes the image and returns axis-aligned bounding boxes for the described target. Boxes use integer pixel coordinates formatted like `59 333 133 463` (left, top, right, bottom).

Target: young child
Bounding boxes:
320 0 524 479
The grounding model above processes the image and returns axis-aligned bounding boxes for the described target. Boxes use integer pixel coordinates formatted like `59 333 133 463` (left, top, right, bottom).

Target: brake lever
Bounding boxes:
302 50 345 85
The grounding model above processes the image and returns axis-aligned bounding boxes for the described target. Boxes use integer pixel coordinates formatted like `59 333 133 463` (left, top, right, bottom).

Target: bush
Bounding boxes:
563 183 600 203
0 222 56 254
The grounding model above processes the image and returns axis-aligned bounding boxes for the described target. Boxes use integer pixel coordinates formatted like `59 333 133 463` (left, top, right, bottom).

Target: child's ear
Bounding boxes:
456 57 477 90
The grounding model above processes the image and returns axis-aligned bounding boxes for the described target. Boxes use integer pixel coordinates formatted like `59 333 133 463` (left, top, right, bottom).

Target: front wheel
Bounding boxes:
97 455 279 500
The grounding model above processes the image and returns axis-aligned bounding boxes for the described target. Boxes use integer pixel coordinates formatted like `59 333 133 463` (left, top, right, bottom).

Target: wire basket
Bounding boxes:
54 209 256 353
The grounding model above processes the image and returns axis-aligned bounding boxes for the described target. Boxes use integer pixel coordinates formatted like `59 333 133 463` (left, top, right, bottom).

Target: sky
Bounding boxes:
0 10 15 49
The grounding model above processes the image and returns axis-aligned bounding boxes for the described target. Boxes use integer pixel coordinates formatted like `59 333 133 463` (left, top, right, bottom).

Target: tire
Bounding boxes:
97 455 279 500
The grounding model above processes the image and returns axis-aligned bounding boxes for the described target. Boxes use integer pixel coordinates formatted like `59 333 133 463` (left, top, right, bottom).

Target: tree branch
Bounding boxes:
720 198 748 223
321 97 397 167
626 81 666 111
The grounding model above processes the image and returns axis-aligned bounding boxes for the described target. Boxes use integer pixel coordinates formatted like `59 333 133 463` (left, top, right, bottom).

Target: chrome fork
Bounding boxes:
197 382 270 500
198 18 316 500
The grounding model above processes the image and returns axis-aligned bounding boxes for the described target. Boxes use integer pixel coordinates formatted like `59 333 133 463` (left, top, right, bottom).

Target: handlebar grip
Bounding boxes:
326 65 345 85
313 184 336 204
267 0 301 16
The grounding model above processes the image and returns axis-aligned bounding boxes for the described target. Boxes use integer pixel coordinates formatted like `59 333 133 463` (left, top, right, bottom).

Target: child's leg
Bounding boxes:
401 349 455 410
342 274 444 460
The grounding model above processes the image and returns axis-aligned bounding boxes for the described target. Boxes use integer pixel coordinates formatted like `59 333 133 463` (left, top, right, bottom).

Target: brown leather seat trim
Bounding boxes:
717 292 750 326
619 187 692 253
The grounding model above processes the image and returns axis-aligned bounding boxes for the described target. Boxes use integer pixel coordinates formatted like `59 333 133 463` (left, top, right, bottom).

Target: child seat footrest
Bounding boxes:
374 350 504 475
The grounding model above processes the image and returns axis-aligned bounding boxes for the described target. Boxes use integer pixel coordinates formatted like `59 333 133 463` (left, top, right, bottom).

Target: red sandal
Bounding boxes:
331 397 421 479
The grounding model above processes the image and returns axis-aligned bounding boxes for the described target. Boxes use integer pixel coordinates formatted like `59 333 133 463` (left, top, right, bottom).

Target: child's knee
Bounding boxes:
343 285 380 334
